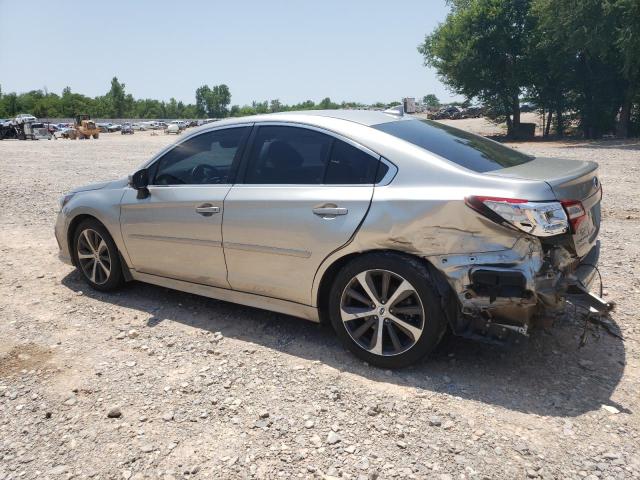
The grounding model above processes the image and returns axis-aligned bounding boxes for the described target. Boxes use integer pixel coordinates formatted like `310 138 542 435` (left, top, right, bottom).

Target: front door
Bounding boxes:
222 125 382 305
120 126 251 287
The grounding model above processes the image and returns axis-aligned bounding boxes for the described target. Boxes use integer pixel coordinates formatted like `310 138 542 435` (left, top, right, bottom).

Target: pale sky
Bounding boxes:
0 0 459 106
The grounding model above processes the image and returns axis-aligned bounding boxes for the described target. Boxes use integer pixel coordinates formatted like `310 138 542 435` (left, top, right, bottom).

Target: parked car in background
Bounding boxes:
132 123 146 131
168 120 187 131
54 127 74 139
461 106 484 118
55 110 606 368
165 123 180 134
107 124 122 133
141 121 160 130
121 123 134 135
432 106 463 120
28 122 52 140
14 114 38 124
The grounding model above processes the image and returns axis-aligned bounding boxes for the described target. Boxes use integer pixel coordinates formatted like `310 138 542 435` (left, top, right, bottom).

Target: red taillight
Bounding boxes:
465 195 570 237
561 200 587 232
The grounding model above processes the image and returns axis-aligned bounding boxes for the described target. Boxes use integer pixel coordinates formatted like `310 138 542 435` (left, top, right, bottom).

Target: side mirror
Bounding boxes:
129 169 150 199
130 168 149 189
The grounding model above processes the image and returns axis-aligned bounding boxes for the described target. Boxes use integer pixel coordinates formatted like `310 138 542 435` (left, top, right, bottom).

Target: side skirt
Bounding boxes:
130 271 320 323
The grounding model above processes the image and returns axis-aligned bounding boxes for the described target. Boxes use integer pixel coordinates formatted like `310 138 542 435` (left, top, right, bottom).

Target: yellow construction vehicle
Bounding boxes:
72 114 100 139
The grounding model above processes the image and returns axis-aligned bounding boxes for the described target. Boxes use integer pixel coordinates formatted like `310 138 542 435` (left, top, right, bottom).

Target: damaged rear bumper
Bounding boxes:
427 238 604 341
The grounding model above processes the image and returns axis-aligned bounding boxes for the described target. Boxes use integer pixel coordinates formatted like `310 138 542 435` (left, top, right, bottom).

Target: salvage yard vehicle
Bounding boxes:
54 127 74 139
0 115 52 140
121 123 134 135
29 122 53 140
165 122 180 134
74 115 100 139
55 110 607 368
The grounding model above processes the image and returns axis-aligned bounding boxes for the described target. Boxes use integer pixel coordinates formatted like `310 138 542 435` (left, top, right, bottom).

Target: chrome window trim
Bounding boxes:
139 122 255 170
146 184 233 189
377 157 398 186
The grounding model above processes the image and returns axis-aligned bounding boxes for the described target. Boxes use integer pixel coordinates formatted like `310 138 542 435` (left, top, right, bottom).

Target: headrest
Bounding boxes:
265 140 304 170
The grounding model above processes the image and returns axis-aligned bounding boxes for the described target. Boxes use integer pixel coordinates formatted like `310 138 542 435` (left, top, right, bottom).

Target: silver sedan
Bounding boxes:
55 110 605 368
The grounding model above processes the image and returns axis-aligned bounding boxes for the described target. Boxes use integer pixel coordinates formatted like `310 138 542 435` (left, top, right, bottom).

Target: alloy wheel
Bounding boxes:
77 228 111 285
340 269 425 356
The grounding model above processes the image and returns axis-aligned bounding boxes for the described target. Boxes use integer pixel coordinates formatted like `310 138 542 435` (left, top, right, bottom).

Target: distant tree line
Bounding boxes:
0 77 403 120
420 0 640 138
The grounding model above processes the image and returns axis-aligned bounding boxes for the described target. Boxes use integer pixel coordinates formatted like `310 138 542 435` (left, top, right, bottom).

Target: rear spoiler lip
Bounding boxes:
486 157 598 184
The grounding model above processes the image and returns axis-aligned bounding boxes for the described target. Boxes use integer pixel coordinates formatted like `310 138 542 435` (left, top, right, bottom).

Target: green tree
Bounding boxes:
422 94 440 108
318 97 338 109
209 84 231 117
419 0 533 136
608 0 640 137
107 77 127 117
195 85 211 117
269 99 282 112
195 84 231 118
2 92 19 116
252 100 269 114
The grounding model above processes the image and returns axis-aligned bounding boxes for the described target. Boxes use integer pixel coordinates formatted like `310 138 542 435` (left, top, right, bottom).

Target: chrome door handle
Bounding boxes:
195 204 220 216
313 207 348 217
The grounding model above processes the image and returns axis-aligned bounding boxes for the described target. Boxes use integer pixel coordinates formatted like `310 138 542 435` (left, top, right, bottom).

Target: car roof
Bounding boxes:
271 109 409 126
196 109 412 131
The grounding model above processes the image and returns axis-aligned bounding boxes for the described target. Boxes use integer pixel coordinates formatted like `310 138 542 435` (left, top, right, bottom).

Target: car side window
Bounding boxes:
324 139 380 184
244 126 333 184
152 127 250 185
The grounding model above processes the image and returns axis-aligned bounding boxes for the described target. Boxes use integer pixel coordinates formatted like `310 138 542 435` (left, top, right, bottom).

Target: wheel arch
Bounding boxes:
67 213 99 266
66 214 132 281
315 249 460 329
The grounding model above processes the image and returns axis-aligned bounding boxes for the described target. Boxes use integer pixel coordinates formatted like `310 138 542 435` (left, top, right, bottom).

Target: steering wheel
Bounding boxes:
191 164 221 184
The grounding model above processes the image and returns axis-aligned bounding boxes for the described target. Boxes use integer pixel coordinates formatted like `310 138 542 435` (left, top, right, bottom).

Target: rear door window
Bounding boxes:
242 125 384 185
373 119 534 172
324 140 380 184
243 126 333 184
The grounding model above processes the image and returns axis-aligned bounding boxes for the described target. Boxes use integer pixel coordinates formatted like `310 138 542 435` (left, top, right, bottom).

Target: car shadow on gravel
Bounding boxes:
61 272 628 418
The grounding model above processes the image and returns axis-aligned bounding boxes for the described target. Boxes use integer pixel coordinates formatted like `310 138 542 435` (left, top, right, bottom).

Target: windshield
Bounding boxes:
372 119 534 173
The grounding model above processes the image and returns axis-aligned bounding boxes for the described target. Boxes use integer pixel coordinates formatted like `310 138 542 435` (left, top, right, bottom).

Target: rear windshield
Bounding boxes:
372 119 534 172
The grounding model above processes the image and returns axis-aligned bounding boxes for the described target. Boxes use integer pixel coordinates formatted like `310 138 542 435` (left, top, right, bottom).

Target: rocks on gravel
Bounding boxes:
107 407 122 418
326 431 341 445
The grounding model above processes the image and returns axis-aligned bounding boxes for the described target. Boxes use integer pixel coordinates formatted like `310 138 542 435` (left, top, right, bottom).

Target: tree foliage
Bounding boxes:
423 94 440 108
420 0 640 138
195 84 231 118
0 79 200 120
0 78 405 122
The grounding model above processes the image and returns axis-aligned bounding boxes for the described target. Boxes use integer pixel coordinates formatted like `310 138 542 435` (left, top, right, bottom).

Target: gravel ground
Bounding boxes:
0 125 639 480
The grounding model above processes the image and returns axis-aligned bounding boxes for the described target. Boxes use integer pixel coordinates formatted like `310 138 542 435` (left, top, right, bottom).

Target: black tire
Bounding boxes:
328 252 447 368
73 219 124 292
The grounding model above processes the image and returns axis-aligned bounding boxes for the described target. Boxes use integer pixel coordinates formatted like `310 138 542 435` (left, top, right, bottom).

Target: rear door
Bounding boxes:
222 124 383 305
120 126 251 286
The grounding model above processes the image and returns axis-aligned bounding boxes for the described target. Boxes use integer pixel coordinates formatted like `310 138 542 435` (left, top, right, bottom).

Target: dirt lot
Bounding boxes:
1 124 639 480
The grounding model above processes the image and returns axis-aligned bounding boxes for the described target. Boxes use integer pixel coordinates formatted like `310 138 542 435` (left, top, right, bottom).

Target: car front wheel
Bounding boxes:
329 252 447 368
73 219 123 291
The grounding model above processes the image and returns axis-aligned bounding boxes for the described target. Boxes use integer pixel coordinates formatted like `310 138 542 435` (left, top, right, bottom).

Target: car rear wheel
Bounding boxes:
73 219 123 291
328 252 447 368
